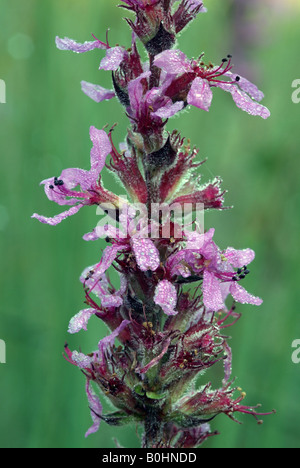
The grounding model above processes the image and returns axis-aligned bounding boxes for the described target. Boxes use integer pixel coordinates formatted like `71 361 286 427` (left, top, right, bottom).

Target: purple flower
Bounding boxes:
127 72 184 137
57 35 144 107
81 265 127 308
56 36 128 71
166 228 263 311
68 268 127 334
66 320 130 437
32 127 123 226
83 214 161 277
154 50 270 118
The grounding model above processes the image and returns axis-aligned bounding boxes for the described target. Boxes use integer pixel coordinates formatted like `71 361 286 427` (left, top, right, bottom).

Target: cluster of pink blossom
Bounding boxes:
33 1 273 448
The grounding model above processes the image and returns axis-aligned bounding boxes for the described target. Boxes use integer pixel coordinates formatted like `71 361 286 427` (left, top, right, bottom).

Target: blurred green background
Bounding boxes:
1 0 300 448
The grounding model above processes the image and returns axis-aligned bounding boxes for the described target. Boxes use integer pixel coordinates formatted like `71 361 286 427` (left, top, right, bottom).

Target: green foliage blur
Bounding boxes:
0 0 300 448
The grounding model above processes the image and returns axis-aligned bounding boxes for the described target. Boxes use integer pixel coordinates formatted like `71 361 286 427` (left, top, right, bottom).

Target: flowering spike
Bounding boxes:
33 0 273 449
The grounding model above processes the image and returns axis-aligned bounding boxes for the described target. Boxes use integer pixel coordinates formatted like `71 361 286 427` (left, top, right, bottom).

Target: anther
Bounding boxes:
49 185 54 190
145 270 153 279
235 76 241 82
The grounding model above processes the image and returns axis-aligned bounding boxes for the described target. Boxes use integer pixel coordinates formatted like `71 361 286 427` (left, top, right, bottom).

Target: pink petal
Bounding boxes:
131 238 160 272
202 270 224 311
83 224 124 242
94 244 129 277
166 250 191 278
225 72 265 102
68 308 97 334
217 82 270 119
81 81 115 103
99 47 128 71
82 229 102 242
118 275 128 297
199 231 219 261
89 126 112 179
71 351 93 369
100 293 123 309
98 320 131 361
59 168 90 194
80 264 110 288
152 100 184 118
224 247 255 268
188 0 207 12
230 282 263 306
128 72 151 113
31 204 83 226
186 228 215 250
85 380 103 437
154 280 178 316
154 50 193 75
187 78 213 111
55 36 107 53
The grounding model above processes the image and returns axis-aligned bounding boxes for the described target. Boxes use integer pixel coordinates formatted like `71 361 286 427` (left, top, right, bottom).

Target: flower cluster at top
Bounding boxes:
32 0 273 448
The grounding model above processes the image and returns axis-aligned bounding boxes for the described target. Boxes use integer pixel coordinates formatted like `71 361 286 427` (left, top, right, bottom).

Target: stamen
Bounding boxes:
204 55 233 80
91 32 110 49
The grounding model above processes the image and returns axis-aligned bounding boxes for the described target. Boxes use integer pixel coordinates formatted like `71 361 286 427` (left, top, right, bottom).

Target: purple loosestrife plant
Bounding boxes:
33 1 274 448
